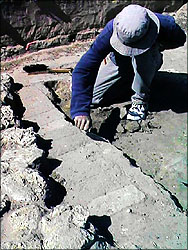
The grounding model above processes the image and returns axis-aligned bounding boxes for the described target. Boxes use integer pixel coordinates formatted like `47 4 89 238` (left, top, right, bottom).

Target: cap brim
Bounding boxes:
110 9 160 56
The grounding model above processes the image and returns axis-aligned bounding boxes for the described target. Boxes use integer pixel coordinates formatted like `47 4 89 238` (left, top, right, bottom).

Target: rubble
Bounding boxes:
1 105 14 129
1 127 37 148
1 205 44 249
1 168 47 204
39 204 88 249
1 73 14 104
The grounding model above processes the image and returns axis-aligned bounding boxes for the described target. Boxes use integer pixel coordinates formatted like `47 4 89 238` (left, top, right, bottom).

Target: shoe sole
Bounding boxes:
127 113 146 121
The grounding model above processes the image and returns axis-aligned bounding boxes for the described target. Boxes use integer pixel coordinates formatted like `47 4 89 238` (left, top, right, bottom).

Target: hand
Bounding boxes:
74 115 91 131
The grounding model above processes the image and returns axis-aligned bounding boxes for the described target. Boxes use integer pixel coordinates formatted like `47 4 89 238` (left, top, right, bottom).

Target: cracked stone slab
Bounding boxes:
49 129 187 248
51 141 132 205
41 122 92 158
88 185 145 216
110 197 187 249
19 83 59 122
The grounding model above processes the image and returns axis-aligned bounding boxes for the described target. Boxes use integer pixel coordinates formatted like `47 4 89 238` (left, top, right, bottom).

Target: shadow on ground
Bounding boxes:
101 70 188 114
44 177 67 209
98 108 120 142
81 215 115 249
91 71 187 142
150 71 188 113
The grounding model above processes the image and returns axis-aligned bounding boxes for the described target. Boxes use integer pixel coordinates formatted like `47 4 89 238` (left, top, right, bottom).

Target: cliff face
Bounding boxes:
0 0 186 48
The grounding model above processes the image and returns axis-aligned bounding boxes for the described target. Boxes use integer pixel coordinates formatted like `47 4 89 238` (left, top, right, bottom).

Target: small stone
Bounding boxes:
120 107 127 119
51 172 57 179
126 208 133 213
125 120 141 133
101 106 113 112
116 123 125 133
1 73 14 103
56 173 60 179
39 204 86 249
148 120 161 129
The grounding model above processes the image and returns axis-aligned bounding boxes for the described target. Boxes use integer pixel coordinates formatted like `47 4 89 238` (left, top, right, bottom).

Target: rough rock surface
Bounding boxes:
39 204 88 249
1 205 44 249
1 73 14 103
1 105 14 129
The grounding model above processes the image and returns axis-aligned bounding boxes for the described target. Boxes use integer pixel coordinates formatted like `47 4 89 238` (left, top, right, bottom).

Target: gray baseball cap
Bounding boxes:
110 4 160 56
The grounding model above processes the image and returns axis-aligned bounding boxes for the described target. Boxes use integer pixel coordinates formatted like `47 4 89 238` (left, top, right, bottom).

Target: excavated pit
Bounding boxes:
1 3 187 248
1 55 187 249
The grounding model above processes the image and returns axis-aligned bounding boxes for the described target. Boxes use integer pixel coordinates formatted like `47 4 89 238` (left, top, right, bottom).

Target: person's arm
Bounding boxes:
70 20 113 129
155 13 186 51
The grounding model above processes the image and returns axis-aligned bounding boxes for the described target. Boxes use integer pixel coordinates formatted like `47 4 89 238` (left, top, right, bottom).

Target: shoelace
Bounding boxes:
131 103 146 111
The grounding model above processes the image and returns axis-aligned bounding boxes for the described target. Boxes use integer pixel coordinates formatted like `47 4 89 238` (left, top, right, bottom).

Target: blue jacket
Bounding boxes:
71 13 186 119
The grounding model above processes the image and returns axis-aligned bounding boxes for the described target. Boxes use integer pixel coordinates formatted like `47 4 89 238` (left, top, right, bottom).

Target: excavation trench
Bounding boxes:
43 78 187 212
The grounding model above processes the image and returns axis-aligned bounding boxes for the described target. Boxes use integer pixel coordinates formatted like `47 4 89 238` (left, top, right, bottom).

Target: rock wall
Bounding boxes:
0 0 187 49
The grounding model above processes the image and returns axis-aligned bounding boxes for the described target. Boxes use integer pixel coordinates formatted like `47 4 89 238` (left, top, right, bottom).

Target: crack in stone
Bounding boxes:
43 80 73 124
119 148 186 213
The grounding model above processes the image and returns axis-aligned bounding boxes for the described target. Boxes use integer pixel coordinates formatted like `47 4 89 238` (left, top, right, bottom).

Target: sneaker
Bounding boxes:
127 101 148 121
